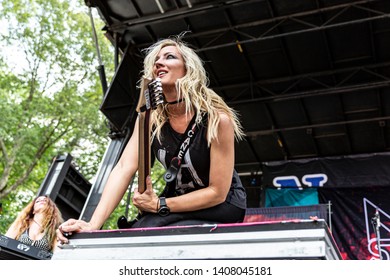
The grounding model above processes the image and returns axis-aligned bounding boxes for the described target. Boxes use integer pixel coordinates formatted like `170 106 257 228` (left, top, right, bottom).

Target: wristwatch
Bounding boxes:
158 197 170 217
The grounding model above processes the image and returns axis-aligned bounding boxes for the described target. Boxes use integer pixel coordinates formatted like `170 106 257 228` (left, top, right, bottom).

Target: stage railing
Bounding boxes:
244 203 332 230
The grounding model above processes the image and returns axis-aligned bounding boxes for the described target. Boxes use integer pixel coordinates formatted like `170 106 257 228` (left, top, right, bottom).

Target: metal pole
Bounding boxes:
88 6 108 94
328 201 332 232
373 209 383 260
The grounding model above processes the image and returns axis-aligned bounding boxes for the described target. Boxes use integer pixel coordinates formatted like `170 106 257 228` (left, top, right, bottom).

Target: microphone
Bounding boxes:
375 209 380 229
371 209 380 229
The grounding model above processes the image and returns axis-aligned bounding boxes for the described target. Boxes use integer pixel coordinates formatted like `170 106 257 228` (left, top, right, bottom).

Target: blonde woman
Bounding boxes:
58 37 247 242
6 195 63 252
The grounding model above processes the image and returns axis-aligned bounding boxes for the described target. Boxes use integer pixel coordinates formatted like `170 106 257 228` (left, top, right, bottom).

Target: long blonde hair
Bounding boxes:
9 196 63 252
141 37 245 145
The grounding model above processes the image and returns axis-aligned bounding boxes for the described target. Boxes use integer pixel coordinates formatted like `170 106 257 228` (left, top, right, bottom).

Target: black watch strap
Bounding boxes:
159 197 166 207
158 197 170 216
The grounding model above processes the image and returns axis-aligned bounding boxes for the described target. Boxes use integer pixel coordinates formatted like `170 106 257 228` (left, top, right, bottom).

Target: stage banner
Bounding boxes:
262 154 390 188
265 188 318 207
262 154 390 260
318 187 390 260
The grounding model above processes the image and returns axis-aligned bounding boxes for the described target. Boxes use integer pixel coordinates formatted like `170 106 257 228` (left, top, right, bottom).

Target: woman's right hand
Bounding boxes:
56 219 93 245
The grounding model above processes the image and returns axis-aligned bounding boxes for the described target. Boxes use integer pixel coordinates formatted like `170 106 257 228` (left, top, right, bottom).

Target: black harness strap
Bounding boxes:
163 112 205 196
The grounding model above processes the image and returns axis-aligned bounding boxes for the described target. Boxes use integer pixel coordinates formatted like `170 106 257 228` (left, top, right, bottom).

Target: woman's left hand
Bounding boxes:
132 176 159 213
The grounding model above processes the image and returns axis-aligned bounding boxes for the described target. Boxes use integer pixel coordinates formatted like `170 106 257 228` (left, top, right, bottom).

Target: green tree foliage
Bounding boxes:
0 0 115 232
0 0 168 234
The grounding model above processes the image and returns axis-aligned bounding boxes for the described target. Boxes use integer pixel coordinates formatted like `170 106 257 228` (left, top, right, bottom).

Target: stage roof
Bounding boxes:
90 0 390 176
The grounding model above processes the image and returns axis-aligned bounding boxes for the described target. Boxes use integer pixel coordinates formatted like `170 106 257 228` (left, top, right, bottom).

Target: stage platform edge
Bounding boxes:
52 219 342 260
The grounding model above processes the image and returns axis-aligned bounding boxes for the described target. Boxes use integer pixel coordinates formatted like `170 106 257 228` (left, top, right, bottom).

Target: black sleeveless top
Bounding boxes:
152 117 247 210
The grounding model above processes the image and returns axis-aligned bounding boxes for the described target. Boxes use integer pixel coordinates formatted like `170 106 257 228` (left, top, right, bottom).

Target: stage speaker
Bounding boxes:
37 154 92 221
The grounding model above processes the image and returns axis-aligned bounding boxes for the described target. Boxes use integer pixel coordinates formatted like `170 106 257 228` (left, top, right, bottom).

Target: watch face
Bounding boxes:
158 206 170 217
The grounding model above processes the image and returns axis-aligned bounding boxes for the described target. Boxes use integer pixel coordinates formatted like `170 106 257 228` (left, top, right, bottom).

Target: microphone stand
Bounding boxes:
371 209 382 260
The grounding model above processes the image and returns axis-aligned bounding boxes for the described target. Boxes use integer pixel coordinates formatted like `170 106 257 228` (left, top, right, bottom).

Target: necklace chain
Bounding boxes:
33 219 42 228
